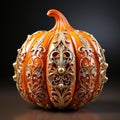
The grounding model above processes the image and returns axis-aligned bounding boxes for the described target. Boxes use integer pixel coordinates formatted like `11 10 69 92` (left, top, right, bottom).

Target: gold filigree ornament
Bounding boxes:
13 9 108 109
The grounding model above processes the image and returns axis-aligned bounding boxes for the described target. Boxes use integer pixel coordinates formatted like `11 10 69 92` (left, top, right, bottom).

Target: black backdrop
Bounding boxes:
1 0 120 87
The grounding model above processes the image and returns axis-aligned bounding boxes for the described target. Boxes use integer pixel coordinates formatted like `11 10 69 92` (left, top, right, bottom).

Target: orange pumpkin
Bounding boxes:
13 9 108 109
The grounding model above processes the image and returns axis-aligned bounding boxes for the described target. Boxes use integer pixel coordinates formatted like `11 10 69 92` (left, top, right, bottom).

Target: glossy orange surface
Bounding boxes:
13 9 108 109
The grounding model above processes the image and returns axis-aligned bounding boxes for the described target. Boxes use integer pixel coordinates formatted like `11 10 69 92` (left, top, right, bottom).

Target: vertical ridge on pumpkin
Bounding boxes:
47 9 74 31
46 31 76 109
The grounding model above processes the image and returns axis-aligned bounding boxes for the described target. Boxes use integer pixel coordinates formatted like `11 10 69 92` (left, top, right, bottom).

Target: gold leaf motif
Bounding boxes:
47 32 76 109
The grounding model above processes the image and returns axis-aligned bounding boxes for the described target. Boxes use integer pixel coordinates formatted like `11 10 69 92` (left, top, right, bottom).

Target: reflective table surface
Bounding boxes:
1 77 120 120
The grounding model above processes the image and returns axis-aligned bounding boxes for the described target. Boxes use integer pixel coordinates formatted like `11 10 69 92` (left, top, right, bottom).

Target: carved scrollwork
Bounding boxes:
13 46 26 82
13 32 50 108
47 32 76 109
91 35 108 101
73 33 97 107
24 32 50 108
12 44 30 103
25 57 48 107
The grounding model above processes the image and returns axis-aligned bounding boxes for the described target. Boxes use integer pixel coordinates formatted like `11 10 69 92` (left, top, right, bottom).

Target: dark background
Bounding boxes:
1 0 120 85
1 0 120 120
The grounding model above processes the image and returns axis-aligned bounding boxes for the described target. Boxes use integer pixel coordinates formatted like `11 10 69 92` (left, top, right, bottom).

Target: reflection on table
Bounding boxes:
14 109 100 120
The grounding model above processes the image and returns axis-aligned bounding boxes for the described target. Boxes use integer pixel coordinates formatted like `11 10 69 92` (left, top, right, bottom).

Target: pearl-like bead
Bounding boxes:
58 67 65 75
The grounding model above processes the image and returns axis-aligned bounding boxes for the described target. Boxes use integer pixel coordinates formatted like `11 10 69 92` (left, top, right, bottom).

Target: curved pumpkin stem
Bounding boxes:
47 9 74 31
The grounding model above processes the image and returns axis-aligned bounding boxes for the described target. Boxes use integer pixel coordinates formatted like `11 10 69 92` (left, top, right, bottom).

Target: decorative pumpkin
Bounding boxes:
13 9 108 109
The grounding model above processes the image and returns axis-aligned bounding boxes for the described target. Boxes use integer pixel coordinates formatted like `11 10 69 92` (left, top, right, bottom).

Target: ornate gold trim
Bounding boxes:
47 32 76 109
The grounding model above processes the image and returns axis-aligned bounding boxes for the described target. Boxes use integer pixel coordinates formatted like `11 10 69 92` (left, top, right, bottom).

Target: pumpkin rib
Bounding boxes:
67 31 82 108
80 31 107 103
22 31 47 105
46 31 77 109
20 31 51 107
77 31 100 105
